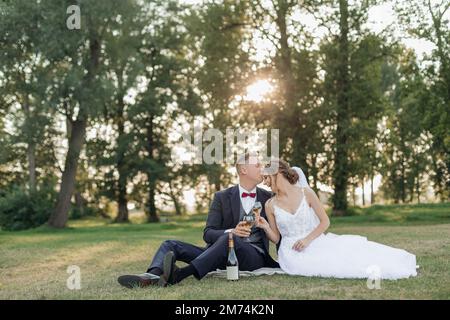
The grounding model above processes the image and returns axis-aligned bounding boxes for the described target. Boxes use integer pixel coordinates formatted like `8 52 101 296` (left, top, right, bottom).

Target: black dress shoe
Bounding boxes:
160 251 180 286
117 273 161 289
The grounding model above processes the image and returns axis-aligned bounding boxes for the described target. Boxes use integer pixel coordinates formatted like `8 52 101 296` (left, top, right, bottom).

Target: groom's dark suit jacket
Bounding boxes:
203 184 279 268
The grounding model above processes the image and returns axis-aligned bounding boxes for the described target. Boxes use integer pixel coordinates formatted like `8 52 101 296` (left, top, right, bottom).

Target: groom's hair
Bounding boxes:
235 152 258 175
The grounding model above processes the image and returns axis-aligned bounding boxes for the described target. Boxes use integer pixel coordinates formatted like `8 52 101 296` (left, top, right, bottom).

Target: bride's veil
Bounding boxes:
291 166 309 188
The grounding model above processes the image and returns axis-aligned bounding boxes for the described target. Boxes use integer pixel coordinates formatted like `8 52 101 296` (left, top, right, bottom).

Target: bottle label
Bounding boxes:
226 266 239 280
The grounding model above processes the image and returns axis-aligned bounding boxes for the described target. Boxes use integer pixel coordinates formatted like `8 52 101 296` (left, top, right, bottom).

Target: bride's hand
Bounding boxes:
293 238 311 251
255 216 270 231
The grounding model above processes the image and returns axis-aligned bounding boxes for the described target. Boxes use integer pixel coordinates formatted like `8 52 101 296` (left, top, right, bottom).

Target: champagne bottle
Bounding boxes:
226 232 239 281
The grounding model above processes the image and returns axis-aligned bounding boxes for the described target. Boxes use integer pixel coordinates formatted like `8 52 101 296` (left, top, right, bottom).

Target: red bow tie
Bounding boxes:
242 192 256 198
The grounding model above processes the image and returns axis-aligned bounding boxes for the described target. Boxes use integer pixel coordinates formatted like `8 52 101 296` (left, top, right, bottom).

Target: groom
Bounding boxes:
118 152 279 288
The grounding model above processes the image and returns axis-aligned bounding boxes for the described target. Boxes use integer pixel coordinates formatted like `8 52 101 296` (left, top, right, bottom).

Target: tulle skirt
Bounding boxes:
278 233 418 280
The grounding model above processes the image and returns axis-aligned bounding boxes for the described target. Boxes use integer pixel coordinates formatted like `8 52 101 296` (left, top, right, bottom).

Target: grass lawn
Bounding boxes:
0 203 449 299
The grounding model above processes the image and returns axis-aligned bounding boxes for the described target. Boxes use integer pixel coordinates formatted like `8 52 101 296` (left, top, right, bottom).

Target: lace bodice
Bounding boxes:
274 187 320 242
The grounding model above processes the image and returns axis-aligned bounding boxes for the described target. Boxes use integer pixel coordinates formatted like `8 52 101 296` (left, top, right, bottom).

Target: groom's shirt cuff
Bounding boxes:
224 229 233 233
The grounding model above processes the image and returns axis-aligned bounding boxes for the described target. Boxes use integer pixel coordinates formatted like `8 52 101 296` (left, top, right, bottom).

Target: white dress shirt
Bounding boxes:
225 185 257 233
238 184 257 214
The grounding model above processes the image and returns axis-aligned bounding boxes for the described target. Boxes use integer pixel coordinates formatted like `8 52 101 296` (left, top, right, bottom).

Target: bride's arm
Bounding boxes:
258 198 280 244
293 188 330 251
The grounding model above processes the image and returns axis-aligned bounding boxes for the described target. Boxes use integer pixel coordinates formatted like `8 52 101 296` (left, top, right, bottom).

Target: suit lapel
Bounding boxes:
230 185 241 226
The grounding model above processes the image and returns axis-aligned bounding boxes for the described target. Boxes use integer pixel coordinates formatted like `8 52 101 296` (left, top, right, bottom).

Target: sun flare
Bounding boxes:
244 79 274 103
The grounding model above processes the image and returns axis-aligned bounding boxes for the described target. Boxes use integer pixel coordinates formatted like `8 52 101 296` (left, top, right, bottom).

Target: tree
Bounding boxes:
128 0 202 222
33 0 142 228
380 49 430 203
315 0 395 215
395 0 449 201
248 0 324 190
0 0 55 192
91 2 145 223
185 0 252 199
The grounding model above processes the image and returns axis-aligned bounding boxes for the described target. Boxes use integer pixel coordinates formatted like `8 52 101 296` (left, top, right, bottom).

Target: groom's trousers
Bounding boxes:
147 233 267 279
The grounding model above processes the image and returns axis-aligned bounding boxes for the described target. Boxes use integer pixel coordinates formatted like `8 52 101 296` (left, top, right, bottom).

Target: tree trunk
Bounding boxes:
431 157 445 201
48 119 87 228
370 173 374 205
23 102 36 192
394 191 399 204
27 140 36 192
275 1 295 104
400 156 406 203
214 170 221 193
352 183 356 206
147 179 159 222
362 177 365 206
146 115 159 223
169 182 183 216
429 2 450 102
415 174 421 204
311 154 319 192
332 0 350 216
114 89 129 223
115 185 129 223
74 191 87 216
274 1 304 163
48 35 100 228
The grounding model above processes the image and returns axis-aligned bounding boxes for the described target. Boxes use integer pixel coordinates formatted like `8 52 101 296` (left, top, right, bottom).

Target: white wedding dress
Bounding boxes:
274 168 418 280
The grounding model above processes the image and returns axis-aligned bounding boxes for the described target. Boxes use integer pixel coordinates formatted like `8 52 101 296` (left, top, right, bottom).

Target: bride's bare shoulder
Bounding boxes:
265 197 276 213
303 187 318 206
303 186 316 197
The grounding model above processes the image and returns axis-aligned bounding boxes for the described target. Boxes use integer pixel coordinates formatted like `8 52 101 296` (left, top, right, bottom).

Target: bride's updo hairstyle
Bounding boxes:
263 158 299 185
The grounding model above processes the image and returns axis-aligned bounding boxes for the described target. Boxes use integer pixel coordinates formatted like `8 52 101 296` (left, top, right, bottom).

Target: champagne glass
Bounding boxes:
242 210 255 242
252 201 262 220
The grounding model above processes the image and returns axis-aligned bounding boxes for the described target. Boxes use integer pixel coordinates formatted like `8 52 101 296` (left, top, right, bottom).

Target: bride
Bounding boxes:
256 158 418 280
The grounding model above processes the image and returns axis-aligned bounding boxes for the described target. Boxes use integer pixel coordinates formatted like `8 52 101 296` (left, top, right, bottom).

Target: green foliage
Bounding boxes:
331 202 450 225
0 0 448 226
69 205 100 220
379 48 431 203
0 185 57 231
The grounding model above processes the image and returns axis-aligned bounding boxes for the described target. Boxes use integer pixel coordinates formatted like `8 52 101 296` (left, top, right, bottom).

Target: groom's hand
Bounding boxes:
232 222 251 238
